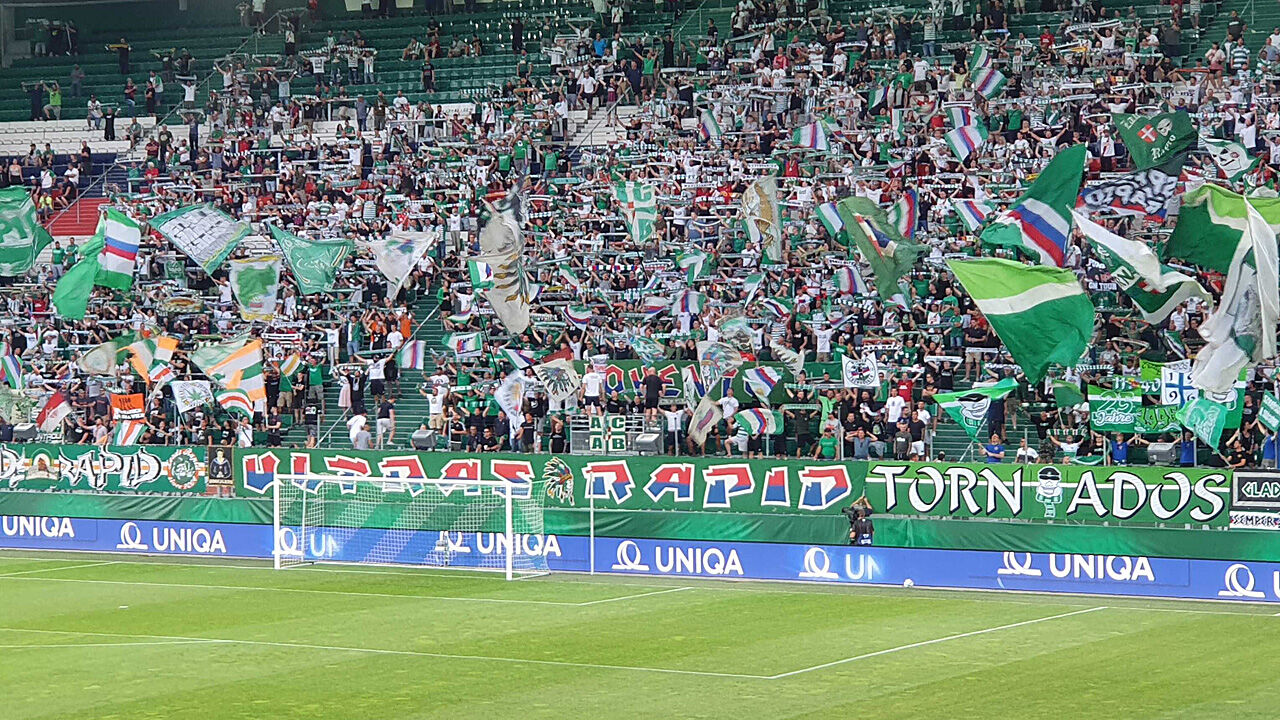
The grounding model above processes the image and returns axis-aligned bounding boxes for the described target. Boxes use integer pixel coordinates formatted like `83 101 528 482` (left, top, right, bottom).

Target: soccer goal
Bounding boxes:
272 474 550 579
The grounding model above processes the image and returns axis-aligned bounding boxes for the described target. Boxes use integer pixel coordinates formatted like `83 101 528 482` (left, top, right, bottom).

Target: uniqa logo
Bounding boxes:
274 528 340 559
612 540 649 571
1218 563 1280 599
610 541 744 576
2 516 74 538
998 552 1154 582
797 547 879 581
475 533 561 558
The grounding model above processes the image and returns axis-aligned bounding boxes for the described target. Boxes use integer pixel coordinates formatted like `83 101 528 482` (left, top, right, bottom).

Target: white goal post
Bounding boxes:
271 473 550 580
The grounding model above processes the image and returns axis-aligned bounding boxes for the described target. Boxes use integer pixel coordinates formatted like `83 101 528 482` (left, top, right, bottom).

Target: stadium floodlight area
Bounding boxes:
272 474 549 580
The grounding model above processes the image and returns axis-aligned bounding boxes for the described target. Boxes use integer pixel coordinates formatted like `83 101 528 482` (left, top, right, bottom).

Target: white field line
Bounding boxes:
0 573 689 608
575 586 694 606
0 640 226 650
0 627 768 680
0 561 116 577
766 607 1109 680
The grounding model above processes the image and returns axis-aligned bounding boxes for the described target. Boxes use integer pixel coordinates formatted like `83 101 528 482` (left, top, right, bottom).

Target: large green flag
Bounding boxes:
836 197 925 301
980 144 1085 267
1072 210 1208 322
51 233 104 320
614 181 657 243
1112 111 1196 172
1203 137 1260 182
1088 385 1140 432
947 258 1095 383
0 187 53 276
932 377 1018 441
1052 380 1086 409
1177 397 1228 448
268 224 352 294
228 256 282 321
1166 185 1279 395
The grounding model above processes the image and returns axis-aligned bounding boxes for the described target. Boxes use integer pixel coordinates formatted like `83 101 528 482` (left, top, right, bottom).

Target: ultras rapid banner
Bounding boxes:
231 449 1232 526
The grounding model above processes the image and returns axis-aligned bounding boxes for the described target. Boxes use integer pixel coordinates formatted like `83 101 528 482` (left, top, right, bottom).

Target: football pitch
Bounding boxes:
3 551 1280 719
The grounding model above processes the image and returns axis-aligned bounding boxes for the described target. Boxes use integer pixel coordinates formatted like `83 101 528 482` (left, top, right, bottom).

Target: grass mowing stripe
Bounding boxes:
0 627 770 680
765 606 1110 679
0 561 116 577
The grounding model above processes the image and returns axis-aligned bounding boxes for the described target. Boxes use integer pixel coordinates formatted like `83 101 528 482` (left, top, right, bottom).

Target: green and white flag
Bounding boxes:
95 208 142 290
364 228 434 302
933 377 1018 441
1203 138 1260 182
1168 186 1279 394
0 186 53 276
1177 397 1228 447
1112 111 1196 172
837 196 925 301
1072 210 1208 323
268 224 352 295
150 204 248 273
467 259 495 290
228 256 282 322
676 249 710 282
614 181 657 243
817 202 843 242
1259 393 1280 433
742 177 783 262
742 272 766 303
946 258 1094 383
1052 379 1086 409
1088 385 1140 432
51 232 104 320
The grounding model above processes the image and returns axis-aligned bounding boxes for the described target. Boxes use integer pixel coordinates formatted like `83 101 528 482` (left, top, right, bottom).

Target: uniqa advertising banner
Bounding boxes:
4 516 1279 603
232 448 868 514
862 461 1231 527
0 443 209 494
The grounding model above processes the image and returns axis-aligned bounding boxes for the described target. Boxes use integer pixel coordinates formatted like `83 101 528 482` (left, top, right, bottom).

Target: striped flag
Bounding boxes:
442 332 482 357
148 359 175 386
818 202 844 243
698 108 723 142
216 388 253 419
954 200 995 231
564 305 593 329
113 419 147 446
398 339 428 369
733 408 781 436
642 296 669 317
945 106 974 128
981 145 1085 267
126 335 178 384
501 347 540 369
671 290 704 315
834 265 868 295
189 337 267 402
792 121 830 151
676 249 709 282
742 366 782 404
868 86 888 110
947 258 1095 383
758 297 792 318
888 189 918 240
970 45 992 70
467 260 494 290
970 66 1007 99
742 272 766 303
0 354 22 390
95 208 141 290
944 124 989 161
278 353 301 378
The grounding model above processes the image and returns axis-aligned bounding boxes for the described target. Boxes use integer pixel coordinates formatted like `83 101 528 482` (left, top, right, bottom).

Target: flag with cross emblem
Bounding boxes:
1112 111 1195 172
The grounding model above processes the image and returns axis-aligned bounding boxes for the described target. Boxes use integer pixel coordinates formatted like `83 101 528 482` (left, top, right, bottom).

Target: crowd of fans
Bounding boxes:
1 0 1277 470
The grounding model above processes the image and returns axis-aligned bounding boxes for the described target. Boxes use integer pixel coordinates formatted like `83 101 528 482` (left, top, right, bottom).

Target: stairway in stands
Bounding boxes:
46 196 107 237
283 282 444 449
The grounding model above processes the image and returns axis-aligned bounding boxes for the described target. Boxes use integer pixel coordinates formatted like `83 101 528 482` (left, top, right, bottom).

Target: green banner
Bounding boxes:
233 448 866 515
863 461 1230 527
1088 385 1139 432
0 444 211 494
232 448 1233 528
1260 394 1280 433
1135 405 1181 435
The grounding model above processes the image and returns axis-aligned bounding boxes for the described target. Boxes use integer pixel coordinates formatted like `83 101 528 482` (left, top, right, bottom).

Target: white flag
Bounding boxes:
170 380 215 413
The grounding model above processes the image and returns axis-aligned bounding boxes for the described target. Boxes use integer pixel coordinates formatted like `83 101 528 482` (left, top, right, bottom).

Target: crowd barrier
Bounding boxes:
2 445 1279 602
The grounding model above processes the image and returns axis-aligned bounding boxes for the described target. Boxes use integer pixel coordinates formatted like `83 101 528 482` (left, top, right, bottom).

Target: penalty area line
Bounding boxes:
575 586 694 606
0 561 117 577
766 606 1109 680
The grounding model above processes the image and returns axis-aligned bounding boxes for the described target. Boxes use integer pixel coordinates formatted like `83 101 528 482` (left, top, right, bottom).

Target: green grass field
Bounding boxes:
3 551 1280 719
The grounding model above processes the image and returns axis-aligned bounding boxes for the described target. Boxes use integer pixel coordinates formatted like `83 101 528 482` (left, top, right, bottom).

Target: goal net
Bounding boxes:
272 474 549 579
